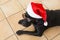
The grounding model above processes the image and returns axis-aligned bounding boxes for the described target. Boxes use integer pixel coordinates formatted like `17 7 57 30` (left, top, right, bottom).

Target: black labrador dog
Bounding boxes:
16 10 60 36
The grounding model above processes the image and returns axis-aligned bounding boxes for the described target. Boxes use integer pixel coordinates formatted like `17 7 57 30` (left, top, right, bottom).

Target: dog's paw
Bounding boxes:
16 30 23 35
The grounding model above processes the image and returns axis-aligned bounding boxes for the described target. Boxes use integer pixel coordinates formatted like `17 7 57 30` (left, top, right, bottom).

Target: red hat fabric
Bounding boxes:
26 2 48 26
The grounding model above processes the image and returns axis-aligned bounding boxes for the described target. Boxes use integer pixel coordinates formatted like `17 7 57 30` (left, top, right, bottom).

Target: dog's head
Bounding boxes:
18 12 34 27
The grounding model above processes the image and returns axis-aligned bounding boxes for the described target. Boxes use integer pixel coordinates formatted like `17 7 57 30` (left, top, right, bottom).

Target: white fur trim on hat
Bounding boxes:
44 21 48 26
26 2 42 18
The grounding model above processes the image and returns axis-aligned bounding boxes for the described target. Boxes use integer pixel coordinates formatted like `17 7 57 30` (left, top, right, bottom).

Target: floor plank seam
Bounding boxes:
51 33 60 40
0 7 19 40
4 34 14 40
44 34 48 40
6 9 24 18
17 0 26 10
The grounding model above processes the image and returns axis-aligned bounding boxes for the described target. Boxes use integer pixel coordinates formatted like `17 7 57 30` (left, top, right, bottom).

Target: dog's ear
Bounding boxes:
25 12 30 18
25 12 34 19
22 13 26 18
22 12 30 18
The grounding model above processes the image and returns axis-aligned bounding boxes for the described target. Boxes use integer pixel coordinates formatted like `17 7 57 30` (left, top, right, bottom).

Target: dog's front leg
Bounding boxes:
16 23 47 37
16 29 41 36
16 25 40 36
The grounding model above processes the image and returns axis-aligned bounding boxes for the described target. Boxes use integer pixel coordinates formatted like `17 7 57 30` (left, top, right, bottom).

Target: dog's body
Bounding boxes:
16 10 60 36
47 10 60 26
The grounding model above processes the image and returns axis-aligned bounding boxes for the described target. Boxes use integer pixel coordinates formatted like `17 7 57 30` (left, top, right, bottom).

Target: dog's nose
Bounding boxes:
18 20 22 24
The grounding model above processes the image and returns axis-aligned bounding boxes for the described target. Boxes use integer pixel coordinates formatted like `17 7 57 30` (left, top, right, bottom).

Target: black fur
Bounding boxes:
16 10 60 36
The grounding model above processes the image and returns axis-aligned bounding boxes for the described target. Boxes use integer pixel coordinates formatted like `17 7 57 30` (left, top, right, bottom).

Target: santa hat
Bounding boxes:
26 2 48 26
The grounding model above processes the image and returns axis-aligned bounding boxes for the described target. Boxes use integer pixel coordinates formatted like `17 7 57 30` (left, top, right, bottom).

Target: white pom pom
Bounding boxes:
44 21 48 26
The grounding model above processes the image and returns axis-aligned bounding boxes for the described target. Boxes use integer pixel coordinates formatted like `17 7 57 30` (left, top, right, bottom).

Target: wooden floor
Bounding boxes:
0 0 60 40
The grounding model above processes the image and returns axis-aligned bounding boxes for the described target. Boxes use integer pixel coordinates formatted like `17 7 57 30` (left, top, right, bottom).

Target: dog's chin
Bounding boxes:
18 19 31 27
